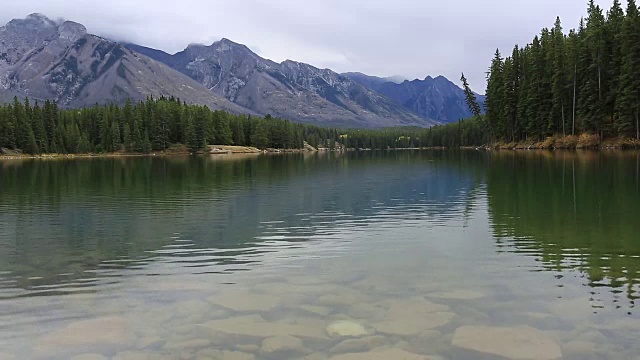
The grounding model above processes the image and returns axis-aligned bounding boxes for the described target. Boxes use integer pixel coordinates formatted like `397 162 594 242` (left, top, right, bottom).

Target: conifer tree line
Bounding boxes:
0 95 491 154
485 0 640 142
0 96 351 154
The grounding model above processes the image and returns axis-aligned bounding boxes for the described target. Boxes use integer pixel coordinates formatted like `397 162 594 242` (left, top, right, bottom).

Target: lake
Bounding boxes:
0 151 639 360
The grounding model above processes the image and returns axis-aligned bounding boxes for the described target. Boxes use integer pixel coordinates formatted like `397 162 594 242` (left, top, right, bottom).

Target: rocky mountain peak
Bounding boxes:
209 38 252 53
1 14 60 68
58 21 87 42
0 13 249 114
23 13 57 27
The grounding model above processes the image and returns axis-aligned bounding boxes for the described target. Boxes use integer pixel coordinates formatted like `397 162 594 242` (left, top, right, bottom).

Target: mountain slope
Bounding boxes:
345 74 486 124
341 72 405 92
126 40 437 128
0 14 249 113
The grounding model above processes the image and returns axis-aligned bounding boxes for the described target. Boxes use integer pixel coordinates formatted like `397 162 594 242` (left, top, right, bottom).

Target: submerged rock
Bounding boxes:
69 355 109 360
329 348 432 360
374 313 454 336
373 297 455 335
112 351 173 360
299 305 333 316
317 293 361 306
452 325 562 360
261 335 306 354
429 290 485 300
198 315 327 339
216 350 256 360
37 316 133 351
326 320 369 337
330 336 386 353
162 338 210 350
207 291 281 312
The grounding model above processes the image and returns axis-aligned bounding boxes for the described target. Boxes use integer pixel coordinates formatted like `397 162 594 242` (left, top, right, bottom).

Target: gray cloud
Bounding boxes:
1 0 614 93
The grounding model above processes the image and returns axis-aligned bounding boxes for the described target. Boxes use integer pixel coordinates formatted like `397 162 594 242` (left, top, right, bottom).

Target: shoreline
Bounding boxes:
489 134 640 150
0 145 317 160
3 143 639 160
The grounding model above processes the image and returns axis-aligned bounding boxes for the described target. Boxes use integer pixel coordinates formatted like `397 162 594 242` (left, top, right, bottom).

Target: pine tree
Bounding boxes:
31 102 49 152
516 46 531 140
579 1 607 135
549 17 567 135
13 97 36 152
123 123 132 152
484 49 504 141
185 115 204 153
24 130 39 155
43 100 58 150
142 129 152 154
565 28 582 136
132 121 143 153
525 37 544 139
78 134 91 153
231 118 245 146
616 0 640 138
123 98 134 132
54 124 66 154
194 109 208 148
110 121 121 152
501 55 518 141
67 122 81 153
606 0 625 132
0 106 16 149
212 111 233 145
460 73 482 119
538 28 554 137
99 111 111 152
251 120 270 149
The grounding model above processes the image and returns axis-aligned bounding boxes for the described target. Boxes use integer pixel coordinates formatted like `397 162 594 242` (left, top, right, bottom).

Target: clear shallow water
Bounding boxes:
0 151 639 359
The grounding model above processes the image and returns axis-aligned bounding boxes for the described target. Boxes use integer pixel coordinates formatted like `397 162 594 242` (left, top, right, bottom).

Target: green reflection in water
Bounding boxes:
487 151 640 309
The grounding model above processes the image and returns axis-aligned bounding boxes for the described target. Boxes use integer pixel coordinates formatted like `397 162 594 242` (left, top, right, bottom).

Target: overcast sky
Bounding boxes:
1 0 614 93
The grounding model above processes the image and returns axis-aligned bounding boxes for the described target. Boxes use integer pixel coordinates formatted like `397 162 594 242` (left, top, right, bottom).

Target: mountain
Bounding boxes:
341 72 405 91
126 41 437 128
345 74 486 124
1 13 445 128
0 14 248 113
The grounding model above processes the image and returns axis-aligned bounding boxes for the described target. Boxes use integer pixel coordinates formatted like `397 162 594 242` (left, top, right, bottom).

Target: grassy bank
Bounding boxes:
493 134 640 150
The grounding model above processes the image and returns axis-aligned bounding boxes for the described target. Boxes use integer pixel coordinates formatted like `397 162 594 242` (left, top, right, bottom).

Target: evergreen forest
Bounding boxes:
484 0 640 143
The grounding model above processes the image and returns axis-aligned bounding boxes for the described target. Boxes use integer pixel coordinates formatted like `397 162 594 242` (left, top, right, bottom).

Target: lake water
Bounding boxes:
0 151 639 360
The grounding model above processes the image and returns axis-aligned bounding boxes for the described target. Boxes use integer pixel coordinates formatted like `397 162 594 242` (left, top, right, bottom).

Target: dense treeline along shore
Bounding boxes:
483 0 640 148
0 96 330 157
0 93 635 159
0 96 486 157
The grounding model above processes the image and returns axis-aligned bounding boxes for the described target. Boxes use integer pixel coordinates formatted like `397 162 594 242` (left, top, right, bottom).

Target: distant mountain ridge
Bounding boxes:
0 14 247 113
344 73 486 124
125 41 436 128
1 13 480 128
341 72 406 90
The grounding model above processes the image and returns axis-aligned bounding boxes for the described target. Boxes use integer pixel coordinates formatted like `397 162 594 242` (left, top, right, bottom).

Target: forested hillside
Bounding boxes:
485 0 640 143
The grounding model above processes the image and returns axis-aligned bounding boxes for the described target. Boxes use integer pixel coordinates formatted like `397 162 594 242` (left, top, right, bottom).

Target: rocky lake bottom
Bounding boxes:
1 152 639 359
